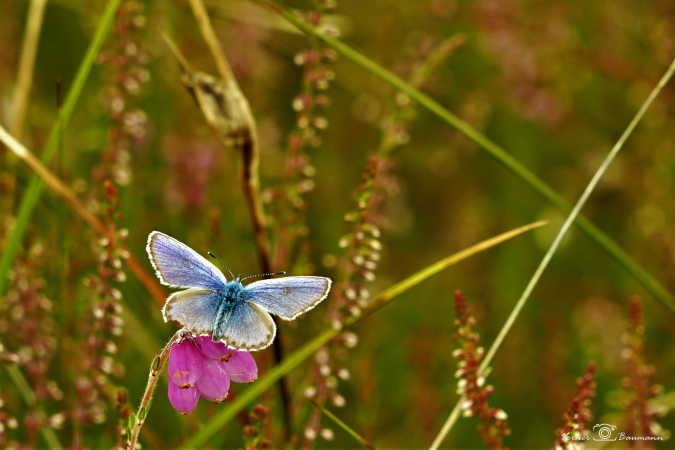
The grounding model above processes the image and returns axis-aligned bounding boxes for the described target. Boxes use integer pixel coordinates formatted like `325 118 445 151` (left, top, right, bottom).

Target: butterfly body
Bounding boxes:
146 231 332 351
212 280 245 342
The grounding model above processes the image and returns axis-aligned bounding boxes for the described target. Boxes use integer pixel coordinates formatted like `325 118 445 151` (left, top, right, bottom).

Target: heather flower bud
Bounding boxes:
304 427 317 440
320 428 335 440
304 386 317 398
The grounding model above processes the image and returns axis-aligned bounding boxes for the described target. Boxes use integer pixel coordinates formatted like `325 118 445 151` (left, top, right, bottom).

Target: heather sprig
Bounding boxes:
241 404 272 450
266 0 339 272
451 291 510 449
552 363 596 449
94 0 150 186
74 181 129 444
300 35 462 446
431 58 675 449
620 298 667 445
0 245 64 448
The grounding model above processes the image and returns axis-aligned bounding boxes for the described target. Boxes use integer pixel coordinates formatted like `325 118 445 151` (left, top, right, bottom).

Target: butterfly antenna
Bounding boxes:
208 251 235 280
241 271 286 282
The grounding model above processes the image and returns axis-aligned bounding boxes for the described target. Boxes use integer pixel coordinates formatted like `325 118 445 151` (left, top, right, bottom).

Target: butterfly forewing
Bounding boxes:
146 231 227 290
243 276 332 320
162 288 220 334
214 302 276 351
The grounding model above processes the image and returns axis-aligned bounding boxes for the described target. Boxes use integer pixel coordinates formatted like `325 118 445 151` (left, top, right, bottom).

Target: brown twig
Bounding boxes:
186 0 271 274
183 0 292 438
0 125 166 304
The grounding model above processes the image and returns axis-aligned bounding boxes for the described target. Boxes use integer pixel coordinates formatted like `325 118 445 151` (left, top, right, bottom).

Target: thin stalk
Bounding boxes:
179 220 545 449
0 125 165 304
9 0 47 139
6 365 63 449
428 57 675 450
187 0 271 274
253 0 675 313
311 400 375 449
0 0 122 300
127 330 182 450
186 0 291 436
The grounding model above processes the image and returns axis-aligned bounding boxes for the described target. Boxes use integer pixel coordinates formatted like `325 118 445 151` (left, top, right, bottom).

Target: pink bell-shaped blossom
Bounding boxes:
166 334 258 414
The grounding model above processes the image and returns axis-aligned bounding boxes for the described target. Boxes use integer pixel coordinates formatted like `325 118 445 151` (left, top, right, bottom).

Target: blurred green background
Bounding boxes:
1 0 674 448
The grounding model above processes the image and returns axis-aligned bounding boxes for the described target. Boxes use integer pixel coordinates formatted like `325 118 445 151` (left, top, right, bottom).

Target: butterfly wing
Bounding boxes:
162 288 220 334
146 231 227 290
214 301 276 351
243 276 332 321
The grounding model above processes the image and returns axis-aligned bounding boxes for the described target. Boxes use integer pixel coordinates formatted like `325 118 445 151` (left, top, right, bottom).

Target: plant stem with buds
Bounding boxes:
127 330 183 450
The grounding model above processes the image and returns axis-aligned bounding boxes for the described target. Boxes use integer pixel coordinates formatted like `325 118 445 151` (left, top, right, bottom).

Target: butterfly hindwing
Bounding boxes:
213 301 276 351
162 288 221 334
243 276 332 321
146 231 227 290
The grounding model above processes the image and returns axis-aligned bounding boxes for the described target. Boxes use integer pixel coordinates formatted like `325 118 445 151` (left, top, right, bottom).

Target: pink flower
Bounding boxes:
167 336 258 413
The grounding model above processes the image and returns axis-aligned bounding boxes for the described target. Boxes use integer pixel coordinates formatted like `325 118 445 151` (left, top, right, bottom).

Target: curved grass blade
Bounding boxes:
0 0 122 300
252 0 675 313
429 57 675 450
178 220 545 449
311 400 375 449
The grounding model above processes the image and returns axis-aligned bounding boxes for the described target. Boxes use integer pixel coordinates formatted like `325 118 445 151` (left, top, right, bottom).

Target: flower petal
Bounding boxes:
195 335 230 359
168 383 200 414
168 340 204 388
223 350 258 383
196 358 231 402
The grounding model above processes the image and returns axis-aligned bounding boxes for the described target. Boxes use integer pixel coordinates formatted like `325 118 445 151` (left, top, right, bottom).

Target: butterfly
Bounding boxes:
146 231 332 351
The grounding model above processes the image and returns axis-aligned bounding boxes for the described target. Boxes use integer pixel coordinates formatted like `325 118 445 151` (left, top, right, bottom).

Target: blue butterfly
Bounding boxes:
146 231 332 351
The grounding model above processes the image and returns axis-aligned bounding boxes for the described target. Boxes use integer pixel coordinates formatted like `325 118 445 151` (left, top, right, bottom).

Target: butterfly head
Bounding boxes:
220 279 245 301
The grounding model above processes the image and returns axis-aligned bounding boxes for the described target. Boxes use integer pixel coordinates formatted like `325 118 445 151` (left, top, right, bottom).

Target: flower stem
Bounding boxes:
428 57 675 450
253 0 675 313
127 330 183 450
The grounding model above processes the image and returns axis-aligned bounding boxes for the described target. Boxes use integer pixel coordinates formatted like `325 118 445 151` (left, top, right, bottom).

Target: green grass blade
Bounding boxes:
254 0 675 313
0 0 122 299
429 57 675 450
311 400 375 449
179 220 545 449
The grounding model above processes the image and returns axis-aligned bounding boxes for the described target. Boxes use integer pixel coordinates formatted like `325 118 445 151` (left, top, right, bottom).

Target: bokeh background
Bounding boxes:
1 0 674 448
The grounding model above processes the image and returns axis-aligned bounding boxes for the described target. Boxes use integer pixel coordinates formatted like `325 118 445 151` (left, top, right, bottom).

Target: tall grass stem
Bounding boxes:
179 220 545 448
428 57 675 450
9 0 47 140
254 0 675 313
0 0 122 300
